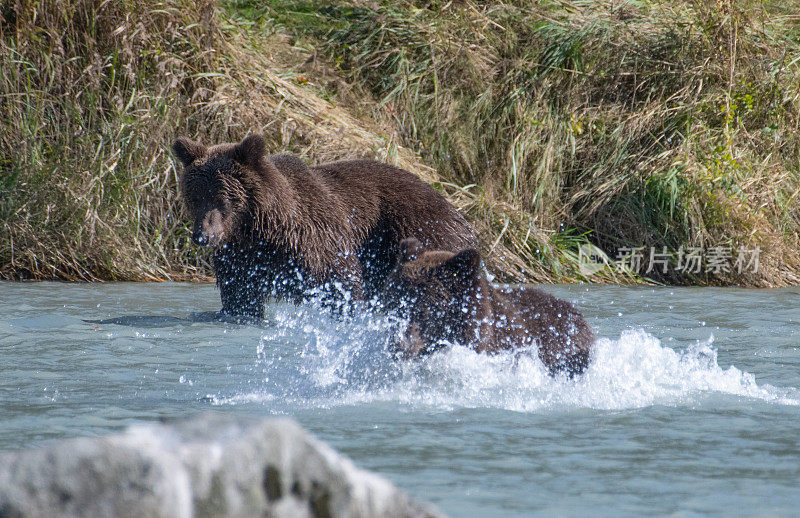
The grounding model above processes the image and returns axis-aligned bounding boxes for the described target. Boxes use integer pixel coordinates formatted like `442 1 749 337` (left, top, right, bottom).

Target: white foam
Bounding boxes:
212 307 800 412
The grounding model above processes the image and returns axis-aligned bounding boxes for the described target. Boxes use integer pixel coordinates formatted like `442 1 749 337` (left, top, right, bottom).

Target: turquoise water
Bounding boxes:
1 281 799 515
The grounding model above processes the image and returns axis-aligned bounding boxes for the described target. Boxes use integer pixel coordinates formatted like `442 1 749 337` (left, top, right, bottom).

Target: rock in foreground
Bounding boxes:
0 414 441 518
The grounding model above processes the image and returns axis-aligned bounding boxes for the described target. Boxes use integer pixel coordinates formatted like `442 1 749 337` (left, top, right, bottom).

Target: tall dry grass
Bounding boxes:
0 0 223 280
1 0 630 284
254 0 800 285
2 0 798 286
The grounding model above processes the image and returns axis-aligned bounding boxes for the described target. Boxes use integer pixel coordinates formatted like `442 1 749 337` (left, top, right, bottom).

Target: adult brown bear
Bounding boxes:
173 134 477 318
382 238 595 377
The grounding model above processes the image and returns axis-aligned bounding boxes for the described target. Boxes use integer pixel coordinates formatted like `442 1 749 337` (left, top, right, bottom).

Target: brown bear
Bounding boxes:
382 238 595 377
172 134 478 318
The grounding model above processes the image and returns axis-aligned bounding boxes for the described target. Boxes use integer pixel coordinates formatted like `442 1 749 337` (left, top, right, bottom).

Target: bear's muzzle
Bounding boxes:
193 208 226 247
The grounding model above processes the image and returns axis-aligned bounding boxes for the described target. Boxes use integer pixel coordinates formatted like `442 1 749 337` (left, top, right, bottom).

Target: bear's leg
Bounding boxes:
214 249 267 320
313 253 365 312
218 275 266 320
358 221 395 299
333 253 365 301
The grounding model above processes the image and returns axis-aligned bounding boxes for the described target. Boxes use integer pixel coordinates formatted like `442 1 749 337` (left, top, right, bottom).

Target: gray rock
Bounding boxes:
0 414 442 518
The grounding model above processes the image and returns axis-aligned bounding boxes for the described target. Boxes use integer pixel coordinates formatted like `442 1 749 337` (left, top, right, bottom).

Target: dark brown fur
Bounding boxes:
173 134 478 318
383 238 595 376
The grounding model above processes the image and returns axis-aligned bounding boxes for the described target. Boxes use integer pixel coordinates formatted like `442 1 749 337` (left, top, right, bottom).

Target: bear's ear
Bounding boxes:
172 137 206 167
233 134 266 166
399 238 425 263
436 249 482 287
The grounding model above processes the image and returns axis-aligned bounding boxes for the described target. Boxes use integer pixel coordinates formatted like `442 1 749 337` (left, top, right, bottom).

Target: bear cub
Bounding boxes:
383 238 595 376
173 134 478 319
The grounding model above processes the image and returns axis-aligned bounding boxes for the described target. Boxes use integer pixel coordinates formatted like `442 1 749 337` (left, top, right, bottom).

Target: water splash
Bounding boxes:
210 306 800 411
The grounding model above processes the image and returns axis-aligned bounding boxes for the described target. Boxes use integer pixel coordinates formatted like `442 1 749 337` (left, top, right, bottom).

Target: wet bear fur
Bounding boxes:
173 134 478 318
383 238 595 377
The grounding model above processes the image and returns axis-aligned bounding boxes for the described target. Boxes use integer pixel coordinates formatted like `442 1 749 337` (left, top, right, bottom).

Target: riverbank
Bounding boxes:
1 1 798 286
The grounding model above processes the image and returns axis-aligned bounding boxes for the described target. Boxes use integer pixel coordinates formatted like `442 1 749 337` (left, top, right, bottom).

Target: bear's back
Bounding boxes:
266 154 311 177
501 286 591 338
313 159 478 251
494 285 594 374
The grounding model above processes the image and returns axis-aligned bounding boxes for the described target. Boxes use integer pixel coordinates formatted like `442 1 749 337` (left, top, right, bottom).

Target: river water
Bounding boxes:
1 281 798 516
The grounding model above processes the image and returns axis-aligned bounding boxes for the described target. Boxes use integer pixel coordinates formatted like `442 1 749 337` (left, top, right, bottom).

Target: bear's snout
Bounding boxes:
193 208 226 247
390 322 429 359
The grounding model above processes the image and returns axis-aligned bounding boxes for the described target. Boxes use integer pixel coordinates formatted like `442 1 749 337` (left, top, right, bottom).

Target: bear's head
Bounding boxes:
172 134 266 247
383 238 490 357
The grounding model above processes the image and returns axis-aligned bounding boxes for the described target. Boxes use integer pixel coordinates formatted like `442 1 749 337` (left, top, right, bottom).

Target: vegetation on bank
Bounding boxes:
1 0 799 285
